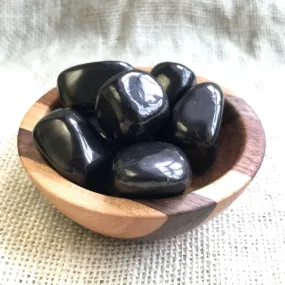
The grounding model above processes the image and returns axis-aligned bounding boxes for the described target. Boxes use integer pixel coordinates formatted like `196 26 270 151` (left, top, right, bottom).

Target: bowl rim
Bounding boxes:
17 67 266 238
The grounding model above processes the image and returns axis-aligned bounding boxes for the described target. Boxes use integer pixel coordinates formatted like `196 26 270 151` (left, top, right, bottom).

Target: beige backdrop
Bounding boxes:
0 0 284 284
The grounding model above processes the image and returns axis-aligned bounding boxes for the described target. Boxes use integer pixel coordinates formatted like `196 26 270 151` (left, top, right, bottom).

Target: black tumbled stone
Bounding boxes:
33 108 111 190
57 61 133 114
171 82 224 173
111 142 191 198
151 62 196 106
172 82 224 146
95 70 170 142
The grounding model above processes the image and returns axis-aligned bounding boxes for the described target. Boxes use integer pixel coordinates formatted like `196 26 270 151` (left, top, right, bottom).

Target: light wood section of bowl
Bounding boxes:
17 67 265 239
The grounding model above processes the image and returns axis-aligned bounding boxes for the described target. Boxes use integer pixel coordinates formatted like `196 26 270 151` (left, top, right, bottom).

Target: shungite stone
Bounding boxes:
111 142 191 198
172 82 224 146
151 62 196 106
33 108 111 189
57 61 133 114
95 70 170 142
171 82 224 173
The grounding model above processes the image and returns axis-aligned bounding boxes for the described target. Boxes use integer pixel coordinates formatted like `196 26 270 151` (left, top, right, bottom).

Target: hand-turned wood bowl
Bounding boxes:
17 67 265 240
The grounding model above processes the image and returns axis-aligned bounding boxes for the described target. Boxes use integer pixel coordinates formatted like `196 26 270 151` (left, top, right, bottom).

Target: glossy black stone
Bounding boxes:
151 62 196 106
111 142 191 198
33 108 111 190
57 61 133 114
95 70 170 142
172 82 224 146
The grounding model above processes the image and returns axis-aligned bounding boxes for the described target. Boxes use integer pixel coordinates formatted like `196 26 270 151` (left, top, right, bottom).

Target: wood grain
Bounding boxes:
139 193 216 240
18 128 46 164
17 67 266 239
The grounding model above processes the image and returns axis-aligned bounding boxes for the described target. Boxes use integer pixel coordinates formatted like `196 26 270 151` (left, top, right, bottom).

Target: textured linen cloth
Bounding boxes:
1 1 285 284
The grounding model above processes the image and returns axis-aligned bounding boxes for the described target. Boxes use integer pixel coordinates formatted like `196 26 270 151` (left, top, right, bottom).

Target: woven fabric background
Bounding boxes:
0 1 285 284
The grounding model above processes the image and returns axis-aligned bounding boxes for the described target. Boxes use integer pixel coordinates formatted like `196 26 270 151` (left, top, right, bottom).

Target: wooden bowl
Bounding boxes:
17 67 266 240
